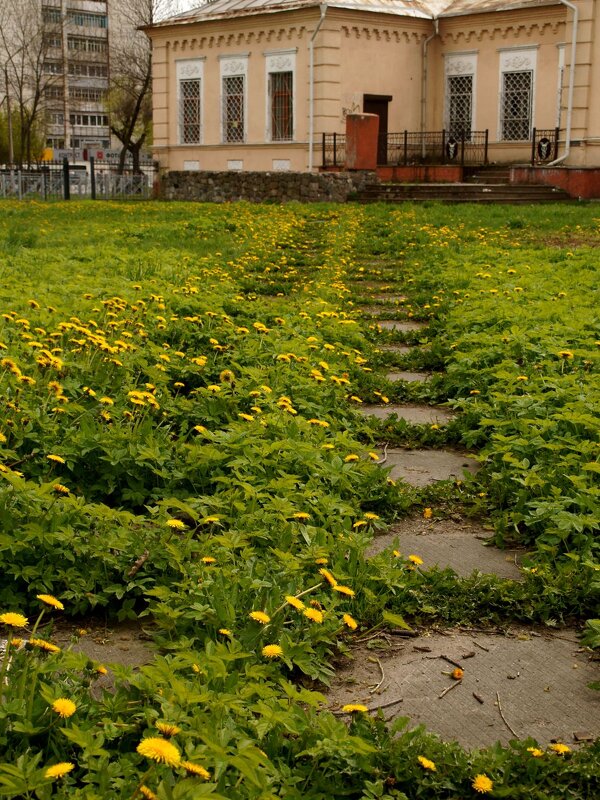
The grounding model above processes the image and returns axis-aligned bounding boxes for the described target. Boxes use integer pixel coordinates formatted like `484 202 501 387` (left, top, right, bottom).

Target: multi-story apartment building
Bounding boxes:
41 0 111 154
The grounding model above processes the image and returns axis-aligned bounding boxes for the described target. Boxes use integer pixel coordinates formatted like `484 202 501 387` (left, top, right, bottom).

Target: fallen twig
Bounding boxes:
439 679 462 699
496 691 519 738
473 692 484 704
376 442 389 465
368 657 385 694
127 550 149 578
472 640 490 652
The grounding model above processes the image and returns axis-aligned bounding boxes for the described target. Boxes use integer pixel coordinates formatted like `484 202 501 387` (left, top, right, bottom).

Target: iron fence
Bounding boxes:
531 127 559 165
322 133 346 168
0 158 157 201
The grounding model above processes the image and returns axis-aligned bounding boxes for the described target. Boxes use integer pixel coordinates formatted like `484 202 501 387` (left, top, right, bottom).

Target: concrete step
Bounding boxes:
353 182 572 204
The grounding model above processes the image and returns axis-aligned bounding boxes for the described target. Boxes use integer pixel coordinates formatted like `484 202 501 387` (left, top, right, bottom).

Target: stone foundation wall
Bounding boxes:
159 170 375 203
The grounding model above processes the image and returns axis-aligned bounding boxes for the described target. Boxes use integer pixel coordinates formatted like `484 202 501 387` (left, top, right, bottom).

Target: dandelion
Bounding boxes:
51 698 77 718
139 787 159 800
408 555 423 566
418 755 436 771
364 512 380 520
136 737 181 767
166 519 186 530
333 584 355 597
46 454 65 464
201 515 220 524
218 628 232 636
249 611 270 624
37 594 64 610
0 612 28 628
344 454 359 462
548 743 571 755
201 556 216 564
193 425 208 433
219 369 235 383
96 665 108 676
285 595 305 610
472 774 493 793
238 413 254 421
469 390 480 396
314 557 328 565
368 452 379 461
52 484 70 495
343 613 358 630
319 568 337 586
303 608 324 624
28 637 61 653
262 644 283 659
292 512 311 521
44 762 75 779
181 761 211 779
527 747 543 757
423 507 432 519
557 350 574 360
353 520 367 529
342 704 368 713
156 722 181 737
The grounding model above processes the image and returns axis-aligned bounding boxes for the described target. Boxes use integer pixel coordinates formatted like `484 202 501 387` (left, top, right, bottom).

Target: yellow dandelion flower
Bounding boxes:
44 762 75 779
238 413 254 421
28 637 61 653
201 556 216 564
156 722 181 737
139 786 159 800
218 628 232 636
408 554 424 565
314 557 328 565
207 384 221 393
342 704 368 713
51 698 77 718
418 756 436 771
0 612 28 628
166 519 186 530
472 774 493 794
549 743 571 755
219 369 235 383
423 508 432 520
262 644 283 659
249 611 270 624
37 594 64 610
364 512 380 520
96 665 108 676
193 425 208 433
46 454 65 464
285 595 306 610
318 568 337 586
451 668 464 680
353 520 367 529
201 515 220 524
181 761 211 779
292 512 311 521
303 608 324 624
333 584 355 597
527 747 543 757
344 454 359 462
52 484 70 495
343 613 358 630
368 452 379 461
557 350 574 360
136 737 181 767
99 396 114 405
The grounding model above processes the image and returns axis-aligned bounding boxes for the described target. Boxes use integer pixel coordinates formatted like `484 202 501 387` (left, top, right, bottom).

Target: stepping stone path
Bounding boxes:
326 626 600 749
367 516 522 579
378 320 426 332
386 371 430 383
358 405 455 425
336 289 600 749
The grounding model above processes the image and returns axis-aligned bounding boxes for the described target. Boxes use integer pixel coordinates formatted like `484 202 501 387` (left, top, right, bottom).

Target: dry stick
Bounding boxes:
376 442 389 465
472 640 490 652
438 679 462 699
369 657 385 694
331 697 404 716
496 691 519 738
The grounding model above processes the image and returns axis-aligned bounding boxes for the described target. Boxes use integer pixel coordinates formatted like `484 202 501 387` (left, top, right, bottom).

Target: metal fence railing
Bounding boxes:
322 133 346 168
531 127 559 165
0 158 157 201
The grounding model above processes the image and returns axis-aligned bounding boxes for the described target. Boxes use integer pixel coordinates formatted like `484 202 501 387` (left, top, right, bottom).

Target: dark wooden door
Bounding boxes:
363 95 391 165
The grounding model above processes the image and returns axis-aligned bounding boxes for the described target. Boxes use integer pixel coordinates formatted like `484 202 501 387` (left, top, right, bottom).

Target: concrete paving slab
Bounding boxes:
358 404 455 425
325 627 600 749
367 516 523 579
52 620 154 668
386 371 430 383
376 345 413 355
378 320 427 332
370 294 408 303
383 448 480 486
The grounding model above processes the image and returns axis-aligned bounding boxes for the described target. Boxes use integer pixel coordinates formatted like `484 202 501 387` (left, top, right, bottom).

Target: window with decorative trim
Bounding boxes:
499 48 537 141
444 53 477 140
265 50 296 142
220 55 248 144
177 60 204 145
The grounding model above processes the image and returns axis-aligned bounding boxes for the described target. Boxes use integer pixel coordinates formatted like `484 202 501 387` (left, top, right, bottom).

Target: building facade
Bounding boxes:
145 0 600 173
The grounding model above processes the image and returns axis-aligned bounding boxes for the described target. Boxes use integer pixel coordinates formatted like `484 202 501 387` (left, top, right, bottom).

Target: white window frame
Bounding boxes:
219 54 249 144
264 49 297 142
498 47 538 142
444 52 477 138
176 59 205 146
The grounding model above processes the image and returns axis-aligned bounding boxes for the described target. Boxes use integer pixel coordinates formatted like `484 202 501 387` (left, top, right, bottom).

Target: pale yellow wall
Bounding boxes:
148 0 600 172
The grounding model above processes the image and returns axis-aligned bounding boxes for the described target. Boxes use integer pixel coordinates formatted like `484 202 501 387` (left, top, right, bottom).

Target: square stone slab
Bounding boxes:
376 345 413 355
325 627 600 749
367 516 523 580
358 405 455 425
378 320 426 332
370 295 408 303
383 448 480 486
386 371 430 383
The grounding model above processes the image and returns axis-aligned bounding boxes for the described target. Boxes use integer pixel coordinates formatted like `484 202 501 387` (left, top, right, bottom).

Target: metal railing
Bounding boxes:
322 129 489 168
531 127 559 165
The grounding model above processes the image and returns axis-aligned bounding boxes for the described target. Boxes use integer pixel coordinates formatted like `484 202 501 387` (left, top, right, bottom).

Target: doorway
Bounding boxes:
363 94 391 165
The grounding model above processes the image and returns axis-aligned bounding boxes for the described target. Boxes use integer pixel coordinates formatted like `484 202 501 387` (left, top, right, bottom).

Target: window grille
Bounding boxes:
222 75 245 143
501 71 532 141
269 71 293 142
180 79 201 144
448 75 473 138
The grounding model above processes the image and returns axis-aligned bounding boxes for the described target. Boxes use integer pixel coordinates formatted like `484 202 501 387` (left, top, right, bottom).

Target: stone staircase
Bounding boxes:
353 178 572 204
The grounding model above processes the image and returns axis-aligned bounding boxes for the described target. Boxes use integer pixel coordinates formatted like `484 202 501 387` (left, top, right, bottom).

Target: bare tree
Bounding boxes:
0 0 61 164
108 0 182 173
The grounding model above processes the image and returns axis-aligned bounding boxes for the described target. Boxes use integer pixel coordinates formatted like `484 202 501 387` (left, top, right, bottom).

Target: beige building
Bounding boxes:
145 0 600 173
